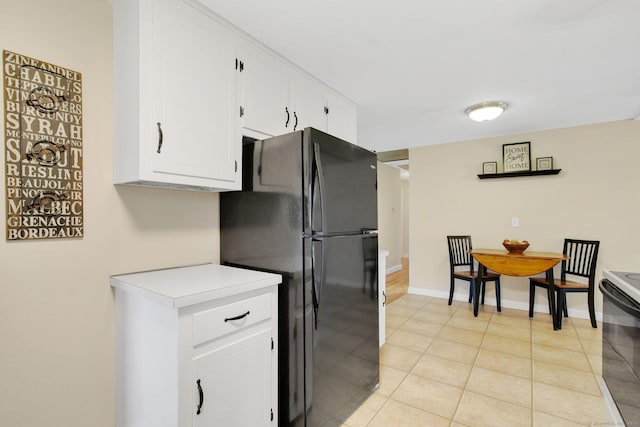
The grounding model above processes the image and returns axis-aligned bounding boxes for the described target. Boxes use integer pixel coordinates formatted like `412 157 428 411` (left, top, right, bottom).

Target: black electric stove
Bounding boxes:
600 270 640 425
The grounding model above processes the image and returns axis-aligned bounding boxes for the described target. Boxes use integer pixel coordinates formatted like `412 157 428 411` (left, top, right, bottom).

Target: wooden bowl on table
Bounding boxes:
503 240 530 254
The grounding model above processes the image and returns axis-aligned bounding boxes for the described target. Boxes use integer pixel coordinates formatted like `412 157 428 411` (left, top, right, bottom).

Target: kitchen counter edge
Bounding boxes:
110 263 282 309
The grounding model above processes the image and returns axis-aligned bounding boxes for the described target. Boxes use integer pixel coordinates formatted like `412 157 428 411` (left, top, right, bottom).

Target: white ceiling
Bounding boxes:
200 0 640 152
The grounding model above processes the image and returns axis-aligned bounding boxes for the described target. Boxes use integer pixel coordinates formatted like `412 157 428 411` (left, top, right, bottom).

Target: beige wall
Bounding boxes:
2 2 637 425
0 1 220 426
377 162 403 271
409 120 640 317
401 178 410 258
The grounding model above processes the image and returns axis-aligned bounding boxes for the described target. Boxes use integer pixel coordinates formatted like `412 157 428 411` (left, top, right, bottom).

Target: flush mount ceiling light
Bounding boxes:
465 101 509 122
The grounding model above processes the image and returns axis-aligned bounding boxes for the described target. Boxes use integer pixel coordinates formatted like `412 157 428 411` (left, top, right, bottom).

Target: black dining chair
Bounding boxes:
529 238 600 328
447 235 501 311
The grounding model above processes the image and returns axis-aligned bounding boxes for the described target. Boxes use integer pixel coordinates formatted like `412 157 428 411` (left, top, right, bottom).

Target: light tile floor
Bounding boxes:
341 294 620 427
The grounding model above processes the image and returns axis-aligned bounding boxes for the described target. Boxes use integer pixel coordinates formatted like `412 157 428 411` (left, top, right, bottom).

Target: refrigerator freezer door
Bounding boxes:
304 128 378 236
305 234 379 426
221 132 303 273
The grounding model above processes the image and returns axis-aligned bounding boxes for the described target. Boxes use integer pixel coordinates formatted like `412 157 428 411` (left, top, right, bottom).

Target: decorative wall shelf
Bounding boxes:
477 169 562 179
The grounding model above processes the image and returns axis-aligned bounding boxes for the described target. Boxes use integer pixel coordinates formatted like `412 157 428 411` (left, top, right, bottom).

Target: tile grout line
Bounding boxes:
530 315 609 426
418 302 481 426
382 295 612 427
448 304 494 426
389 301 477 424
381 301 455 425
530 313 535 427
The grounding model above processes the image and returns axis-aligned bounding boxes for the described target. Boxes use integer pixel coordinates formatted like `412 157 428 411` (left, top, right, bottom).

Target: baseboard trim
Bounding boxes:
598 378 626 426
387 264 402 275
406 286 602 321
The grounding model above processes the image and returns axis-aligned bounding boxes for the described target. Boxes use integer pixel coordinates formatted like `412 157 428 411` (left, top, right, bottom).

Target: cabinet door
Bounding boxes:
193 328 273 426
151 0 238 184
241 44 291 137
291 73 328 133
326 92 358 144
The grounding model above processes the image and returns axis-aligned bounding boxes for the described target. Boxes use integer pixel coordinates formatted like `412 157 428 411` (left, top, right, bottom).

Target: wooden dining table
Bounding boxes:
469 249 569 330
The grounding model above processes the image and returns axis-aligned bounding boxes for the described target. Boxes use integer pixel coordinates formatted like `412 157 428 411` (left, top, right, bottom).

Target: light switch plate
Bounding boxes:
511 217 519 227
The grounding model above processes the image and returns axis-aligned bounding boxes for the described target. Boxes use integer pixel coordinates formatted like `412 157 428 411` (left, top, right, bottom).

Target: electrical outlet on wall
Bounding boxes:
511 217 520 227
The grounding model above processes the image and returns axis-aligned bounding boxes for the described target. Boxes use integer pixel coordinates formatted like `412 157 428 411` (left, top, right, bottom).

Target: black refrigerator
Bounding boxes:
220 128 379 427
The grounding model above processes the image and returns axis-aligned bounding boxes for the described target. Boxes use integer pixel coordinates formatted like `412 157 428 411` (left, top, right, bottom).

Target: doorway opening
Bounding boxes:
377 149 410 303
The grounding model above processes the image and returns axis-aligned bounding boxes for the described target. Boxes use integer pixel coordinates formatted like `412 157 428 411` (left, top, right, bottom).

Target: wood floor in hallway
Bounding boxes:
385 257 409 305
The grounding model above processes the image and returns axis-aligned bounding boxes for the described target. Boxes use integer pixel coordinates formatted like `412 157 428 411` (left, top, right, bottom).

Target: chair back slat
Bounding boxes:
562 239 600 280
447 235 473 271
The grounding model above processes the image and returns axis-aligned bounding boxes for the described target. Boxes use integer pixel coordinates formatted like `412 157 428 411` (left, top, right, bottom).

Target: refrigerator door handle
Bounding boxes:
312 142 328 235
311 237 327 329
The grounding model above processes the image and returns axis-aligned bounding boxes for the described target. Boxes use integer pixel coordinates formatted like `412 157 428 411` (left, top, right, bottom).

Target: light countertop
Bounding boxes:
110 263 281 308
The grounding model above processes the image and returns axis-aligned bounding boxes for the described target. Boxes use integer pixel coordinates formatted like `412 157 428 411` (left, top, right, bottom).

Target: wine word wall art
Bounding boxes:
3 50 83 240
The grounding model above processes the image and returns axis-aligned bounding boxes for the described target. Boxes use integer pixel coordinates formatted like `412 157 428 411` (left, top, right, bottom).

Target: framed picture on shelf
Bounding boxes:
536 156 553 171
503 141 531 172
482 161 497 174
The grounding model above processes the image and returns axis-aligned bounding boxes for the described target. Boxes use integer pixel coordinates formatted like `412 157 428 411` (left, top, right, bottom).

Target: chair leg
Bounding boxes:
529 283 535 317
480 281 486 305
557 290 564 329
448 277 455 306
471 279 478 316
468 285 473 303
495 278 501 312
374 269 378 299
588 288 597 328
546 287 553 315
369 269 376 299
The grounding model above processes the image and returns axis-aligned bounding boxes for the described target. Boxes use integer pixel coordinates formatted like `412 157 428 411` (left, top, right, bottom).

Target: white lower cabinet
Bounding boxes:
111 264 280 427
193 328 272 426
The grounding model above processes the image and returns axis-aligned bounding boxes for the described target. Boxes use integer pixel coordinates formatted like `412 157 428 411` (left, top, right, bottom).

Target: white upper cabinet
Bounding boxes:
113 0 241 191
238 42 357 143
290 72 328 133
239 43 291 138
113 0 358 193
326 91 358 144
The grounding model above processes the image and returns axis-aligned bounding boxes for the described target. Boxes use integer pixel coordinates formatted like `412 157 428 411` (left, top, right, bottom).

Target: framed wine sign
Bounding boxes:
3 50 83 240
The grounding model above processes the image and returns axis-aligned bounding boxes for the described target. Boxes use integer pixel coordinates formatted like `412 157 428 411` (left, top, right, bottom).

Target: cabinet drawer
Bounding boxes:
193 293 272 346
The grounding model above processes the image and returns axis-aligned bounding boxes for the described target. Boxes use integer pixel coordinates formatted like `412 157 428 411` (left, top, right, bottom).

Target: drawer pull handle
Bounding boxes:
224 310 250 322
196 379 204 415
